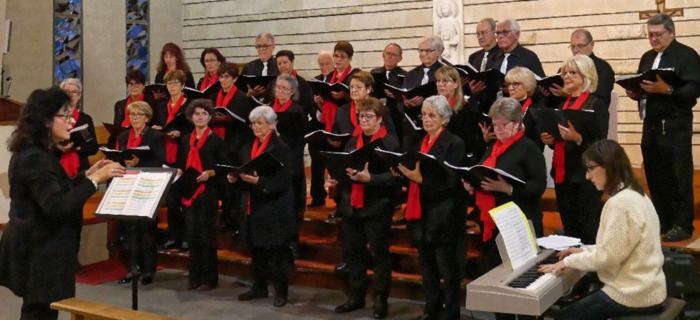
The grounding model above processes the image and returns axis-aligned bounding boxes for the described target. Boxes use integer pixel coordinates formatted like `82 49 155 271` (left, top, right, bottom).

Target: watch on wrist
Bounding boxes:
666 86 674 95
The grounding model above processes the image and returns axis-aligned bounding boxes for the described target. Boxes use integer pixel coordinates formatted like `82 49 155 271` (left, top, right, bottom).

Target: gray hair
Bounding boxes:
423 95 452 124
480 18 497 31
256 32 275 44
647 14 675 33
60 78 82 93
489 97 522 122
317 50 332 60
249 105 278 125
420 35 445 52
500 18 521 33
275 74 299 101
571 28 593 43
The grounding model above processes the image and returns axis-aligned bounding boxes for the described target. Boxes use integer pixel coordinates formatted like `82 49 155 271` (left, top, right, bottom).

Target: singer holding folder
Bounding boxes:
503 67 546 150
397 95 466 320
228 106 295 307
0 87 125 320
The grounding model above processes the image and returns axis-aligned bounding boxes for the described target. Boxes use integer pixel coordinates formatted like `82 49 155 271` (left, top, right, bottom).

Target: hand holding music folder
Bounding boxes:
162 112 189 133
214 107 247 124
99 145 155 165
384 82 438 100
454 64 505 90
235 75 276 91
373 148 419 170
444 161 525 190
319 140 381 182
304 129 351 146
527 108 597 140
308 79 350 99
615 68 686 95
215 151 284 176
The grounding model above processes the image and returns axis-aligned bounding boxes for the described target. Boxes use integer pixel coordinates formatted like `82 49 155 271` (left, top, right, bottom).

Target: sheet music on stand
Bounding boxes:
489 202 539 270
96 168 175 220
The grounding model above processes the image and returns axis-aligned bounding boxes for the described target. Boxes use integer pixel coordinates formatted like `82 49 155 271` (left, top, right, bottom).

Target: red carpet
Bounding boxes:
75 259 128 285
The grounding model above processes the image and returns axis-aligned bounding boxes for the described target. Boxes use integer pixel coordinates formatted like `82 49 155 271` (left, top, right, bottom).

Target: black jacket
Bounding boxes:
176 130 229 202
491 44 545 77
67 111 98 173
275 102 307 176
332 102 398 139
210 87 254 155
243 57 279 77
116 127 166 167
447 102 488 165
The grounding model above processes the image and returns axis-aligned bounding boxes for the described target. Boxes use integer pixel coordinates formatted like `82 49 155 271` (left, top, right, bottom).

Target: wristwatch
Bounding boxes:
666 86 674 95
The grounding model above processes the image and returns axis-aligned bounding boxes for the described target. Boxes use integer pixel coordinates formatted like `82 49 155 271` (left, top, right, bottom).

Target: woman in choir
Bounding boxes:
314 41 361 132
0 87 124 320
153 69 192 251
540 55 606 245
177 99 227 291
197 47 225 93
115 101 165 286
58 78 98 178
502 66 546 149
111 70 149 147
397 95 466 320
540 139 666 320
331 97 399 319
228 106 296 308
154 42 195 88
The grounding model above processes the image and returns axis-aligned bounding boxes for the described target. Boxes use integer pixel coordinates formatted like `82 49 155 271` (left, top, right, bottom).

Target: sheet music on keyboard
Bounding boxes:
489 202 539 270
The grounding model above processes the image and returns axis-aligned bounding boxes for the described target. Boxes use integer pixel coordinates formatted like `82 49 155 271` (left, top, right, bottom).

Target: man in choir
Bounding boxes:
371 43 407 142
308 50 334 208
492 18 545 77
626 14 700 241
243 32 278 97
468 18 503 113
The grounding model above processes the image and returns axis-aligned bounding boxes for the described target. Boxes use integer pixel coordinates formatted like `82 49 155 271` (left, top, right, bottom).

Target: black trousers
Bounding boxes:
185 198 219 286
555 180 603 245
21 300 57 320
308 142 327 202
342 212 393 300
125 220 157 276
417 241 461 320
166 187 185 245
250 246 291 296
642 117 695 233
292 172 307 221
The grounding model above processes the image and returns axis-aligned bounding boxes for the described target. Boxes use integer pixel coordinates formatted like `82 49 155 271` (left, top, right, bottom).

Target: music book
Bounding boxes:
95 169 175 220
103 122 130 139
319 140 381 182
403 112 424 133
384 82 437 100
308 79 350 98
373 148 419 170
99 145 154 164
304 129 352 146
162 112 189 133
67 123 93 147
215 151 284 176
443 161 525 188
527 108 597 140
615 68 686 94
489 202 539 270
454 64 505 90
235 75 276 90
370 71 405 99
535 74 564 88
214 107 247 124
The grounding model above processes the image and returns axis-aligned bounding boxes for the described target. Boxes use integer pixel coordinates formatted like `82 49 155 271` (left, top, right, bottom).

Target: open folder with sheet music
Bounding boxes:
527 108 597 140
443 161 525 188
319 140 381 183
215 152 284 176
95 168 176 220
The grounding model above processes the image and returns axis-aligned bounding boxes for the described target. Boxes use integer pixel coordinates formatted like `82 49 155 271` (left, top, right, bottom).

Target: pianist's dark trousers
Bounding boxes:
185 197 219 287
418 241 461 319
555 181 603 245
556 290 662 320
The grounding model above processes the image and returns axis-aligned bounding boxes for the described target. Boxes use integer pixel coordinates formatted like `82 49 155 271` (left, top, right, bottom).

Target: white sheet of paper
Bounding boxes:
96 170 173 219
489 202 539 270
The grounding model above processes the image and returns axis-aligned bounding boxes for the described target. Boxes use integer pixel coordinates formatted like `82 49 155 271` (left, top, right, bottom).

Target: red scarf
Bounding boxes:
553 91 590 184
182 127 212 207
322 65 353 131
349 101 361 137
476 130 525 242
126 128 143 149
521 97 532 114
199 73 218 91
213 86 239 138
273 98 294 113
448 97 456 109
59 108 81 177
165 95 186 164
247 132 273 215
350 126 388 209
290 70 298 77
405 128 444 220
122 94 144 128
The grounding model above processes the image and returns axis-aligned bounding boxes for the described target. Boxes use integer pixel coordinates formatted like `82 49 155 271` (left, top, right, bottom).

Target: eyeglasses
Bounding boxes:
65 90 81 96
54 113 72 121
495 30 513 36
585 163 600 173
506 82 522 88
129 112 146 118
418 48 436 54
562 70 580 77
568 42 591 50
358 113 377 120
127 82 143 87
255 44 273 50
647 31 669 39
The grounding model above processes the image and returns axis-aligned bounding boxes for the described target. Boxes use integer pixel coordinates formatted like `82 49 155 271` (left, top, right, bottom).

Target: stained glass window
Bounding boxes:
126 0 148 78
53 0 82 82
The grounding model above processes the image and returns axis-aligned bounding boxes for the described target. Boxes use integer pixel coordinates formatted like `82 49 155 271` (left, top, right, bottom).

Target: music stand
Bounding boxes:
95 167 176 310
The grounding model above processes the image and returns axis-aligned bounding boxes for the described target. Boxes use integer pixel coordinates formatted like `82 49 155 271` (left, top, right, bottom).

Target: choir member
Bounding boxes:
177 99 228 291
308 50 335 208
397 95 466 320
333 71 397 140
467 18 502 113
626 14 700 242
316 41 361 132
229 106 296 308
115 101 165 286
58 78 98 178
154 42 196 88
276 50 315 124
540 55 606 245
197 47 225 93
492 19 545 77
242 32 278 98
540 139 666 319
502 66 546 150
0 87 124 320
371 43 407 141
111 70 150 147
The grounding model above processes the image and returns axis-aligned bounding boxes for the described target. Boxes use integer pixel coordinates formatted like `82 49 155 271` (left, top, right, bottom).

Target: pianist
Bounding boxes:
539 139 666 319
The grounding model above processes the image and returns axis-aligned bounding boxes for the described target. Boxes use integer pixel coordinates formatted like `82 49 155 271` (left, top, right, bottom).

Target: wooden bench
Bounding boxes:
50 298 177 320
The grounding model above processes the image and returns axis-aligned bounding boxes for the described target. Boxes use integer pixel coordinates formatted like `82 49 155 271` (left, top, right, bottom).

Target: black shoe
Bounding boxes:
308 200 325 208
663 225 692 242
140 274 153 285
164 240 179 250
273 294 288 307
373 295 388 319
334 262 349 274
238 288 269 301
334 299 365 313
118 276 132 284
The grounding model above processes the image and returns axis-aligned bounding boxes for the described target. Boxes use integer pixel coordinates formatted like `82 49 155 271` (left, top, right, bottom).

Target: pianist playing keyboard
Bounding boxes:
539 139 666 319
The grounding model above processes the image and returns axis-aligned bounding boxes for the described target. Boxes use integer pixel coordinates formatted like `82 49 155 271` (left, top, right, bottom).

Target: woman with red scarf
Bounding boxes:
197 48 225 95
540 55 606 245
111 70 152 148
58 78 98 178
502 66 547 150
313 41 361 134
332 71 397 140
228 106 295 308
397 95 466 320
114 101 165 286
175 99 227 291
154 42 195 88
330 98 399 319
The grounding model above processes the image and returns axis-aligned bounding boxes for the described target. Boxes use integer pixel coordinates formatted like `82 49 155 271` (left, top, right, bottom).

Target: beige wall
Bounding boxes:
150 0 183 83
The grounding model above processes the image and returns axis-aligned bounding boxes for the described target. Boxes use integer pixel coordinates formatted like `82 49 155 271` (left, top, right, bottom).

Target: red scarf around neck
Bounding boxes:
349 101 362 137
476 130 525 242
165 95 186 164
521 97 533 114
199 73 218 91
59 108 81 177
321 65 353 131
273 98 294 113
126 128 143 149
247 132 274 215
122 94 144 128
553 91 590 184
182 127 212 207
405 128 444 220
213 86 239 138
350 126 388 209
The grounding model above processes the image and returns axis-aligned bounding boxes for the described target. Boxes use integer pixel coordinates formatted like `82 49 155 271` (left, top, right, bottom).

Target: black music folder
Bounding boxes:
162 112 189 133
373 148 420 170
145 83 220 100
319 140 380 182
304 130 352 146
215 151 284 176
67 123 94 147
454 64 505 89
444 161 525 189
615 68 686 94
370 71 405 99
527 108 597 140
99 145 155 165
174 167 202 199
308 79 350 98
235 75 276 90
214 107 247 124
384 82 437 100
536 74 564 89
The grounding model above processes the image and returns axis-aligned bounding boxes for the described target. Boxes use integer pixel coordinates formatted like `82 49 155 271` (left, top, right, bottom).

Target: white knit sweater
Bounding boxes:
564 188 666 308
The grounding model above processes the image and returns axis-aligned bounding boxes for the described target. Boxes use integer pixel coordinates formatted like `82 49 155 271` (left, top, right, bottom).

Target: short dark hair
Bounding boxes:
647 13 675 33
186 99 214 121
199 48 226 68
350 71 374 90
583 139 644 196
334 41 354 58
163 69 186 84
8 87 70 152
356 97 388 119
276 50 295 62
218 62 240 78
125 70 146 85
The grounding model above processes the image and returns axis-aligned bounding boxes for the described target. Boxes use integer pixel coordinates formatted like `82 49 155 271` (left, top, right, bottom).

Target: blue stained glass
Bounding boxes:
126 0 149 79
54 0 82 83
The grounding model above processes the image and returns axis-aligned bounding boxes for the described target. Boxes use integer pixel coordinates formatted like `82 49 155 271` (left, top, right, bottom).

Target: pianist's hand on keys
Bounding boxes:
538 247 583 276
